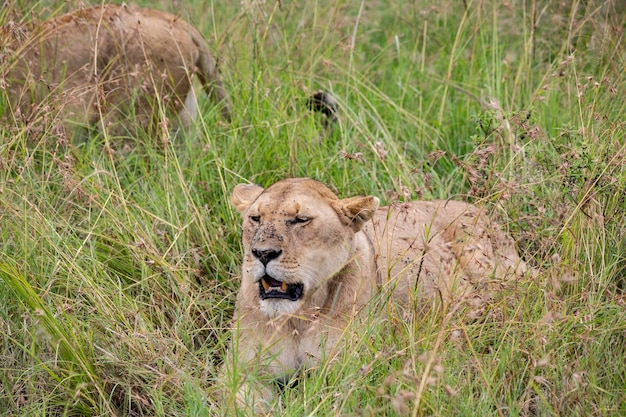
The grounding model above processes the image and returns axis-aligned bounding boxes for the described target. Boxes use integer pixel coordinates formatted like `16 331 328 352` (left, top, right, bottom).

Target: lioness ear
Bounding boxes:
335 195 380 232
231 184 264 214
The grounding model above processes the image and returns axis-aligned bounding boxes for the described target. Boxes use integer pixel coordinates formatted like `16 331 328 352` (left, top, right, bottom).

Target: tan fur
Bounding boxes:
227 178 526 407
4 5 231 133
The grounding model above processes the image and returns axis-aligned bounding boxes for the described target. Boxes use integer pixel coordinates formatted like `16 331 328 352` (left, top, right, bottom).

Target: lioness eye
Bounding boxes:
249 215 261 223
288 217 310 225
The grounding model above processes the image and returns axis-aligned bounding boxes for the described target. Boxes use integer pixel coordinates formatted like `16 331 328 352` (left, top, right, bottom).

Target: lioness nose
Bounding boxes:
252 248 282 266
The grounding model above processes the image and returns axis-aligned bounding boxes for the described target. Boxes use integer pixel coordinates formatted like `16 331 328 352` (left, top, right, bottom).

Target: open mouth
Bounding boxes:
259 275 304 301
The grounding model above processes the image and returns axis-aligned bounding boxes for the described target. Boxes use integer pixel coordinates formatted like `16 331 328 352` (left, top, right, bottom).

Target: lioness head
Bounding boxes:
231 178 379 318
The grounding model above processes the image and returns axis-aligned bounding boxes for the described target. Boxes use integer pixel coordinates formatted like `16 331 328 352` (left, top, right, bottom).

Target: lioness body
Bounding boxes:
366 198 523 308
4 5 230 132
228 178 525 405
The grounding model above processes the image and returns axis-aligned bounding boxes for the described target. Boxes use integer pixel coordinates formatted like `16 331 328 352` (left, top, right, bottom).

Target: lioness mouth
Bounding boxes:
259 276 304 301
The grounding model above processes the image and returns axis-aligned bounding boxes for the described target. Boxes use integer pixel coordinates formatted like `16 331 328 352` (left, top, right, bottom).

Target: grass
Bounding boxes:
1 0 626 415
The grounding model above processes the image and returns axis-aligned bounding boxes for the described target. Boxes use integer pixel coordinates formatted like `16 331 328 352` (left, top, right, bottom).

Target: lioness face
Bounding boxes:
231 179 379 318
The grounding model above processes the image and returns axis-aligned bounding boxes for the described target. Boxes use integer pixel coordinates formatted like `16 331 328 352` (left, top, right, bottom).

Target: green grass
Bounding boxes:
2 0 626 415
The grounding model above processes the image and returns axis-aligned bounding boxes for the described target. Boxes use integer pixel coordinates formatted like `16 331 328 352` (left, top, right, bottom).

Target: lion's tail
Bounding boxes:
191 30 232 121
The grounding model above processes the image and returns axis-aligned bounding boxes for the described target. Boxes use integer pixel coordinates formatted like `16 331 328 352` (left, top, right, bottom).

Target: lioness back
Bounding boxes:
4 4 231 134
365 200 526 311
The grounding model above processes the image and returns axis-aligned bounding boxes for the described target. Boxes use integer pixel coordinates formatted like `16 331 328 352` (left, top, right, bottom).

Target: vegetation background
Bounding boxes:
1 0 625 415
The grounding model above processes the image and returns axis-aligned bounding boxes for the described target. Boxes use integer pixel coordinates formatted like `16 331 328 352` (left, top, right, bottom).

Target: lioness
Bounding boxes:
3 4 231 134
227 178 526 406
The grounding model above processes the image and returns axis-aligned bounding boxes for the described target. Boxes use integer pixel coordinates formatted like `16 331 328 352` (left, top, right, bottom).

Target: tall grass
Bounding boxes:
1 0 625 415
